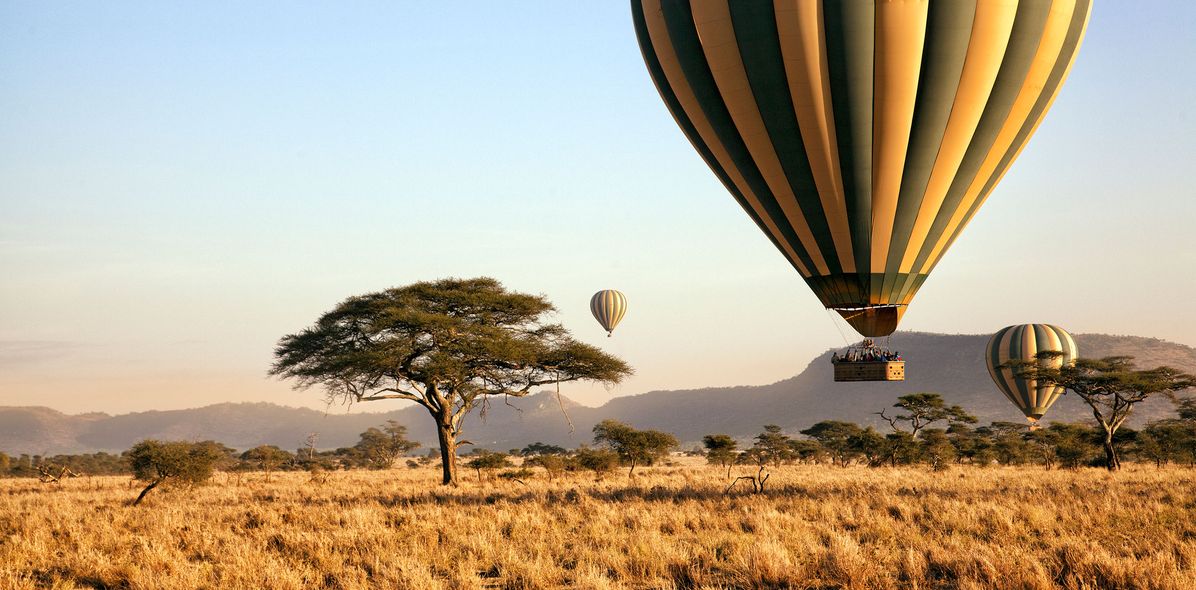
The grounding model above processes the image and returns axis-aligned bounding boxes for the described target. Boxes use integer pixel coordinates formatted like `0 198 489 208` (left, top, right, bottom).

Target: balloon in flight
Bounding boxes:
630 0 1091 336
985 324 1078 425
590 290 628 336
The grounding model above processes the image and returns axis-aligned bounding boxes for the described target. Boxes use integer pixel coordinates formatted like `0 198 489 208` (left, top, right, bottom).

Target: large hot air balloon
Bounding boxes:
590 290 628 336
985 324 1077 425
631 0 1091 336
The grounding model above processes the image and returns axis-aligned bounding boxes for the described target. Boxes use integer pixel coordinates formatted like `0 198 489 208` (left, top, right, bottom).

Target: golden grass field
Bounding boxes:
2 461 1194 590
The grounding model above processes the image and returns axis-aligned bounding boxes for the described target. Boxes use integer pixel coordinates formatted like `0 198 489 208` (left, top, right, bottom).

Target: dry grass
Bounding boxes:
2 461 1195 589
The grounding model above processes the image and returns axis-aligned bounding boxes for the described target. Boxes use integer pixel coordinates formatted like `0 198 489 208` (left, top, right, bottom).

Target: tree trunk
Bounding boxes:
627 460 637 477
436 422 458 486
1103 433 1120 472
133 479 161 506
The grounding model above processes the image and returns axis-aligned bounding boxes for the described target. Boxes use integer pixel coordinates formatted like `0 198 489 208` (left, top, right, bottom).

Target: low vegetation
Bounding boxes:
3 463 1194 589
3 393 1195 586
6 393 1196 489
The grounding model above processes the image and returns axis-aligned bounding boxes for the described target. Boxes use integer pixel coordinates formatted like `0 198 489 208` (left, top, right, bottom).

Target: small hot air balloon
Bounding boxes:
630 0 1091 337
985 324 1077 427
590 290 628 337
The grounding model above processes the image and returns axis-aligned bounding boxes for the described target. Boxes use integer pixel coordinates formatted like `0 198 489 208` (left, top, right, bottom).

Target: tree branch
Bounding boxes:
359 393 422 402
876 409 901 433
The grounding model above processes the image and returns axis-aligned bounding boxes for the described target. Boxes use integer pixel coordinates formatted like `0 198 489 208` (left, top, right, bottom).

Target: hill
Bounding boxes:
2 332 1193 454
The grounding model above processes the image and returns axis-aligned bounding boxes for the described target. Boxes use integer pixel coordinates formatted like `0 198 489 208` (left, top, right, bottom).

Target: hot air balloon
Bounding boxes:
985 324 1077 426
590 290 628 336
630 0 1091 336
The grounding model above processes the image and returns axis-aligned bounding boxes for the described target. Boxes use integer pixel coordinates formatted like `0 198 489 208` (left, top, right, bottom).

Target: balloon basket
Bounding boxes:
833 360 905 382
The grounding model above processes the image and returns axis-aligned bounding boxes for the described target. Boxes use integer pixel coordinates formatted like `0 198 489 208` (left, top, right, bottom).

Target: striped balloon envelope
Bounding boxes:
630 0 1091 337
985 324 1078 424
590 290 628 336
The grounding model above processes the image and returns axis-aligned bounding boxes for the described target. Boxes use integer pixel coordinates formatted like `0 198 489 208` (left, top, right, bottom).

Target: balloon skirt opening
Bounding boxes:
834 306 904 338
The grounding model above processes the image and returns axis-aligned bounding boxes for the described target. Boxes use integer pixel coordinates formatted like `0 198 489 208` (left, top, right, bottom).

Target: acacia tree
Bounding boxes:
521 442 567 457
464 451 513 483
848 427 886 467
725 425 795 493
524 454 567 481
354 421 420 469
702 434 738 477
1177 396 1196 421
573 446 620 479
877 393 976 439
271 278 632 486
979 422 1031 465
1176 396 1196 465
800 421 864 467
126 440 224 506
788 439 823 463
240 445 293 482
1008 355 1196 471
919 429 956 471
1137 420 1193 468
592 419 678 476
751 425 795 467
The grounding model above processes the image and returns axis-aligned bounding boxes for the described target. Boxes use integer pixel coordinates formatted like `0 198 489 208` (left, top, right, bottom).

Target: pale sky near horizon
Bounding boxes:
2 2 1195 416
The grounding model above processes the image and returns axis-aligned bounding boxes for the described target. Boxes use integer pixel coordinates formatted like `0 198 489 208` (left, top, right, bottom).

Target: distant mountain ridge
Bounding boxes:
2 332 1194 455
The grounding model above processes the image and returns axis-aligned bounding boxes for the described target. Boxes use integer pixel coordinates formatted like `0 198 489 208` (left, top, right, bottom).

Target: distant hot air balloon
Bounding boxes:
985 324 1077 426
590 290 628 337
630 0 1091 336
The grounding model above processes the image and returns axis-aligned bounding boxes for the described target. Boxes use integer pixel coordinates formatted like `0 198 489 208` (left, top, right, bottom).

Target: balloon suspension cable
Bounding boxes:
554 371 575 435
826 308 852 347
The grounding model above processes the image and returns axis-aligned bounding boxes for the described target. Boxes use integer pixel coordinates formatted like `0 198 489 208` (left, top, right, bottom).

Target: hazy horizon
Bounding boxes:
3 327 1191 417
4 2 1195 414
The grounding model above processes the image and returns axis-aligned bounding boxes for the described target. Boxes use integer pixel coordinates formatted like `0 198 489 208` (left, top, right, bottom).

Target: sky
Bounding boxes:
2 2 1195 415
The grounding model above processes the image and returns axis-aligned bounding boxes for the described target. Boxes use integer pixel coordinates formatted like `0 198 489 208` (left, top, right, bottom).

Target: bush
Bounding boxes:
126 440 225 505
464 452 513 483
573 446 619 478
498 468 534 481
525 454 568 480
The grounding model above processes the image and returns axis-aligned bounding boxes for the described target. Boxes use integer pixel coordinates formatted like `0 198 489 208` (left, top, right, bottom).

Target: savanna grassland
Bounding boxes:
3 462 1194 590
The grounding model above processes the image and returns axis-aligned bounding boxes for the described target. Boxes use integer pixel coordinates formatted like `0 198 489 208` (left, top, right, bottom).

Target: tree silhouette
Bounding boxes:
877 393 976 439
271 277 631 486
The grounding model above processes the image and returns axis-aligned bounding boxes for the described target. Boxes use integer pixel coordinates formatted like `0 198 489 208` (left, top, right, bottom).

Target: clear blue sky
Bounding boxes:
2 2 1194 414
